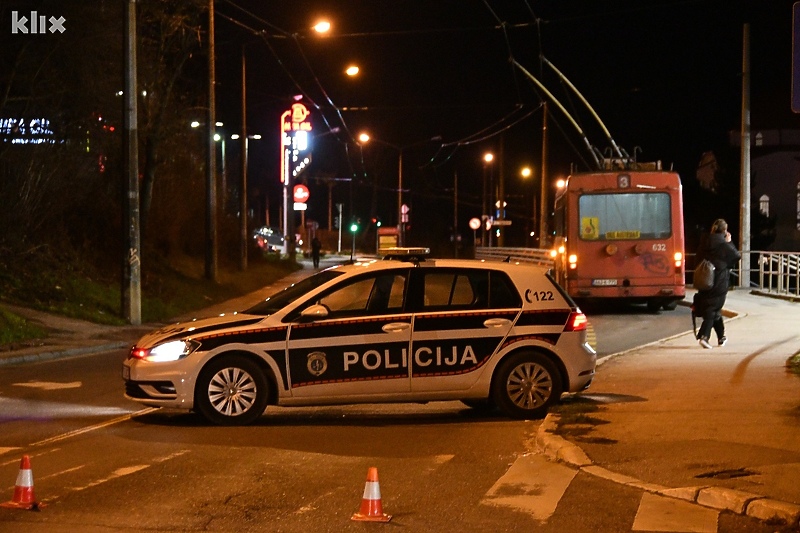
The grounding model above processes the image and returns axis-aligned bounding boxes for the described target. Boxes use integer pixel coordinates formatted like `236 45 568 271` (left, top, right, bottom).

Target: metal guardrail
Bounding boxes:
474 247 555 268
478 247 799 300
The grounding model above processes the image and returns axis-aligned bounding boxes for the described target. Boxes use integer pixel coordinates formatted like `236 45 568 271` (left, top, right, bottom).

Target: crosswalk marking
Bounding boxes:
633 492 719 532
482 453 577 521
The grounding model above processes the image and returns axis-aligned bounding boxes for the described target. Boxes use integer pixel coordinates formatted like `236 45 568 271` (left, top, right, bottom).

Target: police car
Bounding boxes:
123 249 596 425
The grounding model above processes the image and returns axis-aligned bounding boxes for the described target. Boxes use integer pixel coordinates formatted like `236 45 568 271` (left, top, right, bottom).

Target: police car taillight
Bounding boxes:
564 311 588 331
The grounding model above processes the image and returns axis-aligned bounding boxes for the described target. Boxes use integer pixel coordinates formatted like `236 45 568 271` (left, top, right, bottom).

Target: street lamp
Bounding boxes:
521 166 537 247
482 152 494 247
313 20 331 34
358 132 442 247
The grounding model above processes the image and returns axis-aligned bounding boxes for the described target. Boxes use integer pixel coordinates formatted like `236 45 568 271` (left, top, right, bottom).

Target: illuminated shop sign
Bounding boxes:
280 101 312 184
0 118 56 144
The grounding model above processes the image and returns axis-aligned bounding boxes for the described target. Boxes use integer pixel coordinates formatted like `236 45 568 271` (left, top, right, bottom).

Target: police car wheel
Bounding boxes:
195 355 269 426
492 352 562 419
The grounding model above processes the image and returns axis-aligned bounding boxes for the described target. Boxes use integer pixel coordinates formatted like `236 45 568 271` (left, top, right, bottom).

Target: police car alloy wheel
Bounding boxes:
492 352 562 419
194 355 269 426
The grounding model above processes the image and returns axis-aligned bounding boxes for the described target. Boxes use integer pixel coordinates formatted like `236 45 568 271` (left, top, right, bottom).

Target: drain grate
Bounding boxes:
695 468 758 480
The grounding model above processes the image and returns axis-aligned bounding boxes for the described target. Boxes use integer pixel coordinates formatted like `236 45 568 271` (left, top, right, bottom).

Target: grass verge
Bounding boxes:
0 245 303 346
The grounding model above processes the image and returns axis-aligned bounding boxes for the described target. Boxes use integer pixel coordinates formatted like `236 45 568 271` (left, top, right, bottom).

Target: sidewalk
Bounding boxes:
0 256 344 367
537 288 800 527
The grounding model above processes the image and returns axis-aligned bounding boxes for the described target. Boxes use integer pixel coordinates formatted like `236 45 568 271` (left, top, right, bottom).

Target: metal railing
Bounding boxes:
477 247 799 300
474 247 554 268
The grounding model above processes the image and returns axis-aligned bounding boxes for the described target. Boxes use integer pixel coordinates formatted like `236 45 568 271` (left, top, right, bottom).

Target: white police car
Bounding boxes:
123 249 596 425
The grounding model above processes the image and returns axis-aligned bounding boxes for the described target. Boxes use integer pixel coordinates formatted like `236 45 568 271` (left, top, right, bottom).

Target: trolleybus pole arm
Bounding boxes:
542 56 625 160
512 60 602 170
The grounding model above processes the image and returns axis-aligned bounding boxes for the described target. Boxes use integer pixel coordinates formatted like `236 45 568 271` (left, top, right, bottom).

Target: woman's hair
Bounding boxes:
711 219 728 234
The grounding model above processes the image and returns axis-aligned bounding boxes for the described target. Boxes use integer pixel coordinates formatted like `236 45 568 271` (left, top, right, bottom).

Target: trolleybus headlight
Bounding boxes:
549 249 558 258
605 244 618 256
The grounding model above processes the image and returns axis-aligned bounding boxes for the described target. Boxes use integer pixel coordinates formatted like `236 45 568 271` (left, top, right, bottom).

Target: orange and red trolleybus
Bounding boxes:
551 165 685 311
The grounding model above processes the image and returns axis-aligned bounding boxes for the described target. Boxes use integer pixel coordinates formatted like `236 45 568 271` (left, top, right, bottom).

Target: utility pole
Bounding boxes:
453 170 458 258
205 0 218 282
122 0 141 325
739 23 751 288
539 102 549 248
239 45 248 271
497 135 505 247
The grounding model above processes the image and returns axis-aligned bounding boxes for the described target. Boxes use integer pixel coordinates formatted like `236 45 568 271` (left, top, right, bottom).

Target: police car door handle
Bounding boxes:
382 322 411 333
483 318 511 328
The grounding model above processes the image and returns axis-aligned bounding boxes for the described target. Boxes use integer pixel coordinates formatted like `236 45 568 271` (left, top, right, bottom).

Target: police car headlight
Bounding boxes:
130 340 200 363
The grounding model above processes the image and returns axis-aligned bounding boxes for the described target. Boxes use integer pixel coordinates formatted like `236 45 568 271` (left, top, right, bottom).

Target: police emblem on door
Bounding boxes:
307 352 328 376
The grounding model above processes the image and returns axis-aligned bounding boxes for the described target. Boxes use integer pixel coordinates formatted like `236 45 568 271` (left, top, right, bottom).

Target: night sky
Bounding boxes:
213 0 799 251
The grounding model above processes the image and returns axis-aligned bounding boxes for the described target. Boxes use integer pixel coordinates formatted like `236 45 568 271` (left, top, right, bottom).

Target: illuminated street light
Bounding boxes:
345 65 360 76
313 20 331 33
482 152 494 246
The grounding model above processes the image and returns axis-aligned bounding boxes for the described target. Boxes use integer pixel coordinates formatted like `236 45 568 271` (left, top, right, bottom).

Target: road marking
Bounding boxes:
482 453 577 521
36 464 85 482
13 381 82 390
632 492 718 532
30 407 158 447
0 447 20 458
69 465 150 492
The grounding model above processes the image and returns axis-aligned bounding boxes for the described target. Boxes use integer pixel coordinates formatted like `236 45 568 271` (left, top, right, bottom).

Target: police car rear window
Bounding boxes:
420 269 520 310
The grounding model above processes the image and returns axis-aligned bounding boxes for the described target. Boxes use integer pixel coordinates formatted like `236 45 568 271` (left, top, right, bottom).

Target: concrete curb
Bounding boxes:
536 413 800 528
0 341 129 367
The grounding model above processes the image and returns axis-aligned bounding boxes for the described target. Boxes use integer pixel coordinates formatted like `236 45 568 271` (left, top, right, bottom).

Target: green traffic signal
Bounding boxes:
350 222 359 233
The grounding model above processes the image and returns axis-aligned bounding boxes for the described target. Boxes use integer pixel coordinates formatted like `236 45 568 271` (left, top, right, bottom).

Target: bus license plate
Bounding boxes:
592 279 618 286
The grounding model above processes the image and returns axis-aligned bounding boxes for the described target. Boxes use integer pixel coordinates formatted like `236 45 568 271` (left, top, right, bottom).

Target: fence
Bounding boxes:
474 247 554 268
476 247 800 300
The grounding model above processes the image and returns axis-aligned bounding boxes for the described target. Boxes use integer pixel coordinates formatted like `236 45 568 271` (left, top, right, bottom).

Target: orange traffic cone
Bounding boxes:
1 455 41 510
351 467 391 522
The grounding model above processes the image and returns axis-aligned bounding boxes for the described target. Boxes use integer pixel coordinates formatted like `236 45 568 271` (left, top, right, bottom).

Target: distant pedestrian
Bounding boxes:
693 219 741 349
311 236 322 268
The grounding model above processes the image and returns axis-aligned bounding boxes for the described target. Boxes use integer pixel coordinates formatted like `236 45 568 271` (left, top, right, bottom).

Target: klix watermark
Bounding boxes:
11 11 66 34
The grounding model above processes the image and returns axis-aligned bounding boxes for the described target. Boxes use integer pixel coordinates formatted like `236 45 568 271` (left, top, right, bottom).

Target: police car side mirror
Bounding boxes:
299 304 329 321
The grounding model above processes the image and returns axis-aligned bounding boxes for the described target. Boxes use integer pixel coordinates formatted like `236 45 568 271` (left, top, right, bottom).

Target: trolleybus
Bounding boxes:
551 163 685 311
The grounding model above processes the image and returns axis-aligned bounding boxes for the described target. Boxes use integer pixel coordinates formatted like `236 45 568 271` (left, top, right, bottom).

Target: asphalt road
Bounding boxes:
0 306 779 533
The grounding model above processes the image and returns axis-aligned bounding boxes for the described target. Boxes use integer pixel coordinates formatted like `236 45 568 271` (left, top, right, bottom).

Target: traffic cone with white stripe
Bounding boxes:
1 455 41 510
351 467 391 522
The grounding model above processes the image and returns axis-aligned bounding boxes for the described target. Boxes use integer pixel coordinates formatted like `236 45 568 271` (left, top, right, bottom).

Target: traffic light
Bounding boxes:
371 217 381 227
350 221 359 233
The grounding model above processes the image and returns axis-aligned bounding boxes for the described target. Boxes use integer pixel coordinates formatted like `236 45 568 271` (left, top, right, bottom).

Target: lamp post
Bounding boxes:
482 152 494 247
521 166 537 248
358 132 441 248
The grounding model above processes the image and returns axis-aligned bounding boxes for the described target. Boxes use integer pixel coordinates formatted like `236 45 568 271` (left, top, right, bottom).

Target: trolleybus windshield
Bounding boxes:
578 192 672 241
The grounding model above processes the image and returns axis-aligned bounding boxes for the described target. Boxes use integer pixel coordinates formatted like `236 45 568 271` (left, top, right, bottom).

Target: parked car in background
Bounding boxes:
253 226 284 253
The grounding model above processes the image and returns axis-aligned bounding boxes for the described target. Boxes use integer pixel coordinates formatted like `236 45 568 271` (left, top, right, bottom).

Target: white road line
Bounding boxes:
36 464 86 482
0 447 60 467
69 465 150 492
0 447 20 459
30 407 158 447
632 492 719 533
482 453 577 521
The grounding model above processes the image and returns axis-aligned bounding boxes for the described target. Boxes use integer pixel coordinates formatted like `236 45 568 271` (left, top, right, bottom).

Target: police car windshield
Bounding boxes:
244 270 343 316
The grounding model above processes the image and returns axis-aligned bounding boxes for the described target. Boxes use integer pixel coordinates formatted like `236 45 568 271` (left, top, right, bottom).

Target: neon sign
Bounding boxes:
0 118 56 144
280 102 312 184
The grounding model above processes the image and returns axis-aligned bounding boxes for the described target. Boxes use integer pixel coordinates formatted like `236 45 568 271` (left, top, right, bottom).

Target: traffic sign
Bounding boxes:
492 219 512 226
